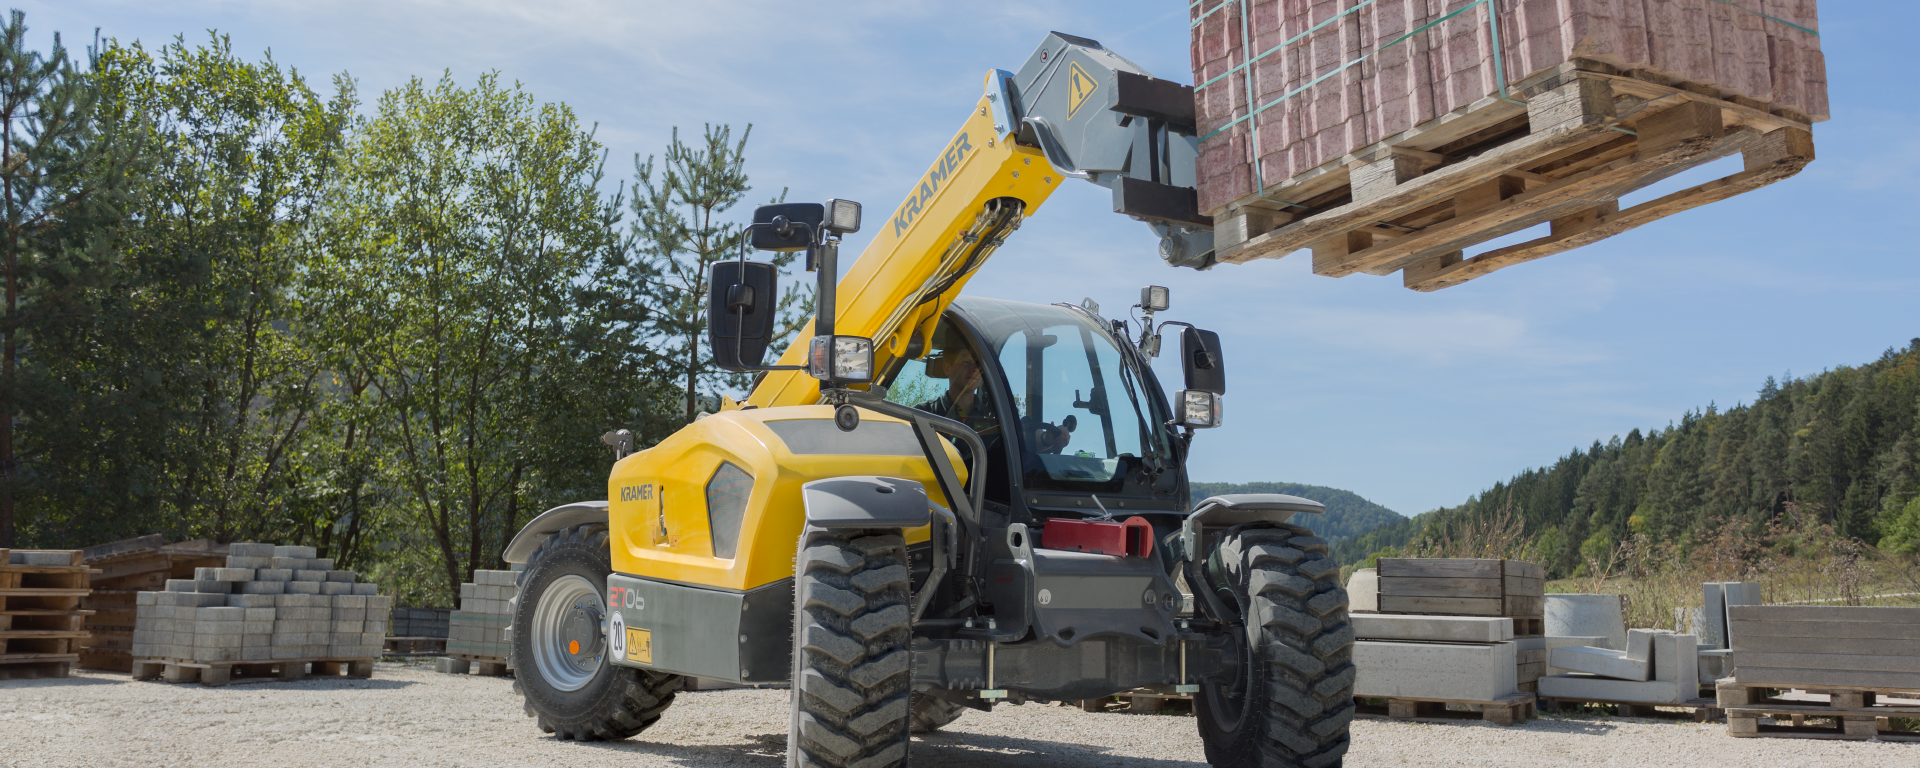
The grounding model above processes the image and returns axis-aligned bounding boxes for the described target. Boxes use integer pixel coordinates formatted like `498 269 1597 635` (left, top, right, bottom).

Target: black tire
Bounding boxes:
1194 524 1355 768
908 693 965 734
788 529 913 768
510 524 682 741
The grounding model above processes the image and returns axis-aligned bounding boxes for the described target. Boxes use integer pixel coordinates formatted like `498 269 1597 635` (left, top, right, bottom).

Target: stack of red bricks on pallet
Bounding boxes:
1718 605 1920 741
1189 0 1824 289
0 549 95 679
77 535 228 672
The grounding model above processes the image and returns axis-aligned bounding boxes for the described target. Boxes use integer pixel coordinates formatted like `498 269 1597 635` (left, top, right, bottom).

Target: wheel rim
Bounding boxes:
532 574 607 692
1203 624 1254 732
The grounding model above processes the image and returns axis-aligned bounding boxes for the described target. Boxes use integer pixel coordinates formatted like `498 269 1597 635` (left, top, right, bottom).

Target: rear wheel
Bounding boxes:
511 524 682 740
788 529 913 768
1194 524 1354 768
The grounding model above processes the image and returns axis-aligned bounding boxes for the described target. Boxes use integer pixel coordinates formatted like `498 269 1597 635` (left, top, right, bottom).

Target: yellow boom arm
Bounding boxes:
744 73 1063 409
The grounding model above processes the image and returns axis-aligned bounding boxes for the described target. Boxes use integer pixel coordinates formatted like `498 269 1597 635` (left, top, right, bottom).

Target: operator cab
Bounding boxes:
884 297 1189 528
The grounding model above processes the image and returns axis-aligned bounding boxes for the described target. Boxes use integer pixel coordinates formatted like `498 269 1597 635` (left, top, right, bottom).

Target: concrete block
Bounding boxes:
229 542 276 558
1545 594 1627 650
1346 568 1379 613
242 633 271 647
224 594 275 609
242 646 275 661
226 556 272 569
1354 614 1512 643
242 620 274 635
270 557 306 570
335 608 368 622
321 582 351 595
274 545 318 560
1354 640 1517 701
1538 673 1694 704
165 579 196 592
286 581 321 595
1551 646 1651 681
240 581 286 595
367 596 394 613
192 580 233 593
1626 629 1658 661
460 584 474 600
327 570 356 583
193 646 239 663
1653 633 1698 684
199 606 244 621
255 568 293 582
243 608 276 622
293 569 328 582
312 558 335 570
333 594 369 609
137 591 160 606
352 583 378 596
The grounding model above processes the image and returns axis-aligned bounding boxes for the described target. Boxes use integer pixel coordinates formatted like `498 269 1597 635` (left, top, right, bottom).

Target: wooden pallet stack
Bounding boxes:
78 536 228 672
0 549 94 679
1375 557 1546 692
1189 0 1823 288
1718 605 1920 741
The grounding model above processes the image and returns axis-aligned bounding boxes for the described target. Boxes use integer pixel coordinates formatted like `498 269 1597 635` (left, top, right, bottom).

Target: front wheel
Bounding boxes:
788 529 913 768
1194 524 1355 768
511 524 682 740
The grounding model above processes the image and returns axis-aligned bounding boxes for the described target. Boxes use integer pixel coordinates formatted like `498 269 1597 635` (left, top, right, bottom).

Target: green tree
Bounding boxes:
71 34 354 548
313 71 630 597
630 124 807 423
0 12 141 547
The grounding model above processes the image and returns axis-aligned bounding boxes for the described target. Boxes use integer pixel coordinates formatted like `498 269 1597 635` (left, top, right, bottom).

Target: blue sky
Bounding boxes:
24 1 1917 518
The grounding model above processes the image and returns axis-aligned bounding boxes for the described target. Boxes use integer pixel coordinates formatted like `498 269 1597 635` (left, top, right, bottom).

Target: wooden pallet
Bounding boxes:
131 656 374 687
78 536 227 672
1355 692 1536 726
1539 695 1724 722
384 636 446 656
1 549 95 680
1212 59 1814 291
441 653 510 677
1719 680 1920 741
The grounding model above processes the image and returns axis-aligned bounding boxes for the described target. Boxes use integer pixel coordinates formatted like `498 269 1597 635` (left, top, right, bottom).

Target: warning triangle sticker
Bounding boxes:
1066 61 1097 120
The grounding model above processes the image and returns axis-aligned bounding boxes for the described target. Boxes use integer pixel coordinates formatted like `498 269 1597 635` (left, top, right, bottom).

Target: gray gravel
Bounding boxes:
1 661 1914 767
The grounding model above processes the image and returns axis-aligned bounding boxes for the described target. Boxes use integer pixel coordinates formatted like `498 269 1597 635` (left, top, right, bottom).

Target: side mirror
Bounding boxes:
750 202 826 251
1180 327 1225 395
708 260 778 371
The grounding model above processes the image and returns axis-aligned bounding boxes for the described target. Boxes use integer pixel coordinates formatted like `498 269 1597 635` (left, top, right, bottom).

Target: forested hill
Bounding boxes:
1190 482 1405 541
1332 340 1920 575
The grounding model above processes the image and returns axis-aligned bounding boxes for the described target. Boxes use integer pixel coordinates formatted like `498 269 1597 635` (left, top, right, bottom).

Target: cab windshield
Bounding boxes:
961 298 1174 493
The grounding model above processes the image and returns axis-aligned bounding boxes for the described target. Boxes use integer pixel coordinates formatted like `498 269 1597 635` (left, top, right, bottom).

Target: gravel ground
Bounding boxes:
2 661 1914 767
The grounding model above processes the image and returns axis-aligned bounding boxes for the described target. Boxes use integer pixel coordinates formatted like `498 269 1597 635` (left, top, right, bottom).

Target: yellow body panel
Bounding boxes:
607 406 959 590
747 74 1064 409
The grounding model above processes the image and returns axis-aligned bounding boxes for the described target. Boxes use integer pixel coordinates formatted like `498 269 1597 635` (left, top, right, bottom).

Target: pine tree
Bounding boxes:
0 13 138 546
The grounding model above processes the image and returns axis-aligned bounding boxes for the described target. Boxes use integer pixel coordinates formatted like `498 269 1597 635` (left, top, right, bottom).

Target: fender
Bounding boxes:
503 501 610 564
800 476 931 528
1179 494 1326 562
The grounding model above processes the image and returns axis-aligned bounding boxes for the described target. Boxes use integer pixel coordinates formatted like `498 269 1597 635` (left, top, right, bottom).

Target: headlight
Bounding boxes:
809 335 874 382
1140 285 1169 312
826 199 862 234
1177 390 1222 428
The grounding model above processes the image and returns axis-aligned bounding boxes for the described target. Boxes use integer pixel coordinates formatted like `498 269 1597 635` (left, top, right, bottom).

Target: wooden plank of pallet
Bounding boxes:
1377 576 1504 599
1356 692 1536 726
1377 558 1503 579
1377 595 1504 615
1734 668 1920 691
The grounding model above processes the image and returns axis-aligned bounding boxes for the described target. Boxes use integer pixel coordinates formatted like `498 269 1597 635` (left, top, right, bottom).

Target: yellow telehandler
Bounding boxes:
501 32 1353 768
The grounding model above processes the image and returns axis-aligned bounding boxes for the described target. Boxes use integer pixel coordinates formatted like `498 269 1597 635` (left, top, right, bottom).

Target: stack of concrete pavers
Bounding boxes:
1359 558 1547 693
438 569 515 676
131 543 391 683
392 607 451 638
1352 614 1534 725
1538 629 1700 705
